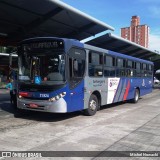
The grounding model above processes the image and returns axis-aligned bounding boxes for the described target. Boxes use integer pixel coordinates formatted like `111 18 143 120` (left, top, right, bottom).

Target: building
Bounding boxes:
121 16 149 48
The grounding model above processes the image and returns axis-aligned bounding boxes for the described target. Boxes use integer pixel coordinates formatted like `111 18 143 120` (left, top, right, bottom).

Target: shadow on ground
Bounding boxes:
0 102 122 123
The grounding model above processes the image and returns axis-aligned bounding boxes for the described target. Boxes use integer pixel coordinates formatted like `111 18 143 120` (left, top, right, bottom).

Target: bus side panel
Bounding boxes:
125 77 153 100
112 78 127 103
83 76 152 109
138 77 153 96
84 77 108 108
109 77 132 103
109 77 148 102
125 78 134 100
145 77 153 94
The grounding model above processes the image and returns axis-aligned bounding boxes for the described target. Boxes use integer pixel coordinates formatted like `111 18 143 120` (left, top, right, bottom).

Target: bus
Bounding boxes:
16 37 153 116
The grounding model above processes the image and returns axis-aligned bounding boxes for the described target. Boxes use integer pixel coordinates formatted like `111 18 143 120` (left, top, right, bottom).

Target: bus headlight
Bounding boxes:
49 92 66 102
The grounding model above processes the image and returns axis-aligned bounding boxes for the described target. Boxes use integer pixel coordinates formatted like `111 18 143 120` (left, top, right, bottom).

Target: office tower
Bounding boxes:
121 16 149 48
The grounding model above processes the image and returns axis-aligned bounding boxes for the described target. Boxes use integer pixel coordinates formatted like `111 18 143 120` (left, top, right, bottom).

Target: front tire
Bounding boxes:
84 94 98 116
131 89 139 103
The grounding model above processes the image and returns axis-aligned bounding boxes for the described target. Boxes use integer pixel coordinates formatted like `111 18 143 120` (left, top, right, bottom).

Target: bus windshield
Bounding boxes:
18 51 65 85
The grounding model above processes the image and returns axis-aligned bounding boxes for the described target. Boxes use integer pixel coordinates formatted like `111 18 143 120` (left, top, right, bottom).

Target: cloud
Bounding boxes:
149 33 160 51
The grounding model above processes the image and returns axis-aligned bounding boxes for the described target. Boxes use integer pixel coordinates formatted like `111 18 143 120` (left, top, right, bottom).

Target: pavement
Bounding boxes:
0 89 160 159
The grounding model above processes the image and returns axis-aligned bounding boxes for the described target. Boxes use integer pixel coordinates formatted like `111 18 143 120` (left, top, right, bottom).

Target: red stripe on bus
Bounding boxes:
123 80 130 100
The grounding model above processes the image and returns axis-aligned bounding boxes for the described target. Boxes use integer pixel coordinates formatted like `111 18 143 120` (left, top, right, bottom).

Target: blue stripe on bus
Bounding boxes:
113 79 122 103
118 79 127 102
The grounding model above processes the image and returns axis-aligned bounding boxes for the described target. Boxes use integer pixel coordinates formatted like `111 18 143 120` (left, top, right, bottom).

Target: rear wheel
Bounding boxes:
131 89 139 103
84 94 98 116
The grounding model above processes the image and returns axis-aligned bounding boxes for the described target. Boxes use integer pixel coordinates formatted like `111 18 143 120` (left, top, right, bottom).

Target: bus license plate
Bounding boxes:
29 103 38 108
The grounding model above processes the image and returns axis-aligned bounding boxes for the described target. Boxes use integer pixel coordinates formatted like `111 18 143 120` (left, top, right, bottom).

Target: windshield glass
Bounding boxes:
18 51 65 85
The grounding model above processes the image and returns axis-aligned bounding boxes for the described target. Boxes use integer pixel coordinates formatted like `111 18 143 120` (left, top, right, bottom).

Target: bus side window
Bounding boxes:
135 62 141 77
88 52 103 77
126 60 133 77
104 55 116 77
148 64 152 77
142 63 147 77
116 58 125 77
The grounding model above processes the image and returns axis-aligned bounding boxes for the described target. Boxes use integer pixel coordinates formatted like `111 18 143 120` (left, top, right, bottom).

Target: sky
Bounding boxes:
61 0 160 51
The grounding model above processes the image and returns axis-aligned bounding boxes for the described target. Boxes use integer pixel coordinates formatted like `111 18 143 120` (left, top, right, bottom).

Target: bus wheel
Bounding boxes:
84 94 98 116
132 89 139 103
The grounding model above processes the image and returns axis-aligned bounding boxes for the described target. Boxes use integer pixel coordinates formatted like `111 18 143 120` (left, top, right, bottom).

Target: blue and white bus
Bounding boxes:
17 37 153 116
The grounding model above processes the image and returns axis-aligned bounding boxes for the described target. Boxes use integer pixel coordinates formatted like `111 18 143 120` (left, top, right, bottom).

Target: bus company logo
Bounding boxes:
93 80 105 84
93 80 105 87
109 79 119 87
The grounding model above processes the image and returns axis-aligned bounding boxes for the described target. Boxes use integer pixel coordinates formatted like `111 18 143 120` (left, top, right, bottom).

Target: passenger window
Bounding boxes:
148 64 153 77
126 60 134 77
142 63 147 77
105 56 115 67
127 60 134 68
135 62 141 77
117 58 124 67
88 52 103 77
116 58 126 77
104 56 116 77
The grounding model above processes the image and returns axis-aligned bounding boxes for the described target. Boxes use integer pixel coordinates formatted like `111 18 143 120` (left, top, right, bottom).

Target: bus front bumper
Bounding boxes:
17 98 67 113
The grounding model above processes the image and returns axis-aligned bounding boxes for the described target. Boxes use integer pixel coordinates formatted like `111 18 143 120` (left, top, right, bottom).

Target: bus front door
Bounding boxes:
68 47 86 112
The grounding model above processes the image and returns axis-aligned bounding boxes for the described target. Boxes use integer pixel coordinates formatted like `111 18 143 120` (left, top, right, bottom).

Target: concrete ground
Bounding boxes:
0 88 160 160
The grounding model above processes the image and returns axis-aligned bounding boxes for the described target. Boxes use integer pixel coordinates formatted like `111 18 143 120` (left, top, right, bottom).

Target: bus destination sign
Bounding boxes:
23 40 64 51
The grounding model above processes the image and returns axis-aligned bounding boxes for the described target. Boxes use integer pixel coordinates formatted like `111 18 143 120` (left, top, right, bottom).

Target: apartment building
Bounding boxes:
121 16 149 48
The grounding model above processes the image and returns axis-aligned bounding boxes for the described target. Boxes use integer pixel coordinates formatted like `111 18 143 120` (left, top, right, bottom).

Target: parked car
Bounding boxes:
154 77 160 84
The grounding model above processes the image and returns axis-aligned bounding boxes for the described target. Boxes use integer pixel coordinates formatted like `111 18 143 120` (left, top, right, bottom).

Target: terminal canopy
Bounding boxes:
86 33 160 63
0 0 114 46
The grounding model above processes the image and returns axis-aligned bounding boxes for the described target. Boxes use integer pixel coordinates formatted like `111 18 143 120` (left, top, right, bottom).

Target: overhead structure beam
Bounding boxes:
49 0 114 31
150 55 160 61
124 48 142 55
0 0 42 16
94 39 118 50
113 44 132 52
10 7 64 38
138 53 155 59
64 22 96 38
0 0 115 46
